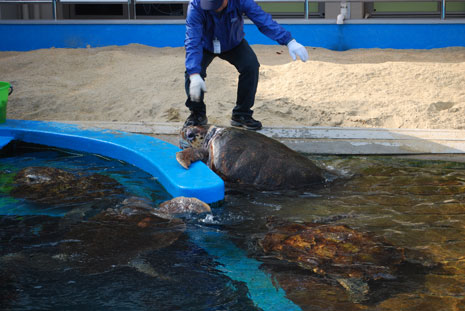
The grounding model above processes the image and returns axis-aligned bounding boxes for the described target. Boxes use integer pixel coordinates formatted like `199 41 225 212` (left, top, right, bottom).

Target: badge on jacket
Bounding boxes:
213 38 221 54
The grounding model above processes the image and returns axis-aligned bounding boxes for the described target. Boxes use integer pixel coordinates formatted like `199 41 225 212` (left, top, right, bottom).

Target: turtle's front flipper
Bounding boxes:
129 257 173 281
176 148 208 169
336 277 369 303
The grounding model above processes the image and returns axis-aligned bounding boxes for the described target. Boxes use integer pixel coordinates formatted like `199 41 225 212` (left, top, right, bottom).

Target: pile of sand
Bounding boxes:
1 44 464 129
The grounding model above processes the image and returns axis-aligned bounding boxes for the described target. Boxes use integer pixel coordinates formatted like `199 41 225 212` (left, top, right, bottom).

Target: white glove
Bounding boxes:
287 39 309 62
189 74 207 102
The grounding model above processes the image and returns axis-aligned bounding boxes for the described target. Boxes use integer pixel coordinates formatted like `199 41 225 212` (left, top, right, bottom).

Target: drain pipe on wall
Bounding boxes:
337 1 349 24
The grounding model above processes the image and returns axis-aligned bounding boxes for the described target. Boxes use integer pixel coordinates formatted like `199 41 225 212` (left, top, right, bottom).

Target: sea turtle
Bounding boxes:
157 196 211 218
110 196 211 220
55 196 212 275
0 196 212 279
10 166 124 205
256 217 406 302
176 125 326 190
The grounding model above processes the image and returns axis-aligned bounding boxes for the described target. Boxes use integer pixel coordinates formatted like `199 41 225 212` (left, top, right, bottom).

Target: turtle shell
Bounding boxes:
58 204 185 274
208 128 325 190
259 220 405 280
10 166 124 205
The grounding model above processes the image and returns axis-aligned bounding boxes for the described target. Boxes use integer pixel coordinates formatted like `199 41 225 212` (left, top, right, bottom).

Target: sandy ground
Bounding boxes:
1 44 464 129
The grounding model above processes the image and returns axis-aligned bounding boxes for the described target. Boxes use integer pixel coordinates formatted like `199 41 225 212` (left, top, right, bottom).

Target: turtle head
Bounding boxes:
179 125 211 149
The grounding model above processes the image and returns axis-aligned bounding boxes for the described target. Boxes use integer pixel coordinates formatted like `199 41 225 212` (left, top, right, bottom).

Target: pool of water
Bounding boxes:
0 141 172 217
0 142 259 310
1 142 465 310
222 155 465 311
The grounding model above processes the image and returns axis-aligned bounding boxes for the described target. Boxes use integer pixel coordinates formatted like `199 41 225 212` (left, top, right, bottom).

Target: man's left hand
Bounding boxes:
287 39 309 62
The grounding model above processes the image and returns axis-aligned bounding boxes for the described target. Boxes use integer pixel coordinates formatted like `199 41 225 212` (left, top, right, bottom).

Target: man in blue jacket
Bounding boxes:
184 0 308 130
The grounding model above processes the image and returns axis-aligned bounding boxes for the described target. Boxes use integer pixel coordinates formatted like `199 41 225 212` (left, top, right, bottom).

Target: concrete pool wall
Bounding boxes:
59 120 465 156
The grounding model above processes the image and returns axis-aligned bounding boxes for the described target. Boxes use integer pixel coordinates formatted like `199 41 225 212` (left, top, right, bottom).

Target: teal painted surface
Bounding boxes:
0 119 225 204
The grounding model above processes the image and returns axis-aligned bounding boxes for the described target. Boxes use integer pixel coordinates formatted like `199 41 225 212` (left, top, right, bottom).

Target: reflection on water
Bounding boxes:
2 143 465 310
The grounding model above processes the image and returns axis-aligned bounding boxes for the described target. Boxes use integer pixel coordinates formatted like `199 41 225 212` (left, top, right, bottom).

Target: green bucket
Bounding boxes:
0 82 13 123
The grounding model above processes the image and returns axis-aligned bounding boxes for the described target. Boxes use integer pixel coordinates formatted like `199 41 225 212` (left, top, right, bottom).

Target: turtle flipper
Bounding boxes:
336 277 369 303
129 257 173 281
176 148 208 169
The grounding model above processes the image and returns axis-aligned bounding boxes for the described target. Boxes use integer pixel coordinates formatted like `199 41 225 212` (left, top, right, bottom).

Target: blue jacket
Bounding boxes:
185 0 293 75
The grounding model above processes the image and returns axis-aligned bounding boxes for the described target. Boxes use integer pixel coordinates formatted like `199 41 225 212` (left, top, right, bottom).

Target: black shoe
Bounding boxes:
184 111 208 126
231 115 262 130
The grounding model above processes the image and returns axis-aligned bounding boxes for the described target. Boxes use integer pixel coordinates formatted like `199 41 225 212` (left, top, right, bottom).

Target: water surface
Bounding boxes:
222 155 465 311
1 143 465 310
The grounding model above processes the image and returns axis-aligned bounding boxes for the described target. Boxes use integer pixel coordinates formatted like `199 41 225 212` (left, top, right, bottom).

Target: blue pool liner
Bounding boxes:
189 226 303 311
0 119 224 205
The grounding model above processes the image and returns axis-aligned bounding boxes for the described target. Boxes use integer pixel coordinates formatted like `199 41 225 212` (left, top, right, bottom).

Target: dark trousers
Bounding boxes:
184 39 260 117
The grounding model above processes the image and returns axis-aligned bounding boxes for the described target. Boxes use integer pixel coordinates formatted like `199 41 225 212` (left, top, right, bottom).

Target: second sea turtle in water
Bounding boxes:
256 217 407 302
0 196 212 280
56 196 211 276
10 166 124 205
177 125 326 190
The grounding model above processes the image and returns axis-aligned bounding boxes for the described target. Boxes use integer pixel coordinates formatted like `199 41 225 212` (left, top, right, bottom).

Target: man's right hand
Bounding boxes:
189 74 207 102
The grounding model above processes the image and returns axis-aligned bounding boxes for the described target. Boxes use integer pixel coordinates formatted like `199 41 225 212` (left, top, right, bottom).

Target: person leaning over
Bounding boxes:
184 0 308 131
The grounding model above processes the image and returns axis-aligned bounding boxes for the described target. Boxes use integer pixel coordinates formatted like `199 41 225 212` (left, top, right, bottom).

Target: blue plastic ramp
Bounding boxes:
0 120 224 204
0 136 13 149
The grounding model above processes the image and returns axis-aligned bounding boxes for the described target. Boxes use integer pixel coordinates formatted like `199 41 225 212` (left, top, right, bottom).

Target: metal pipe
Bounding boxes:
134 0 137 19
441 0 446 20
52 0 57 20
304 0 308 19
